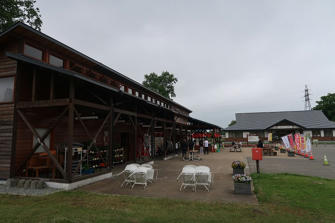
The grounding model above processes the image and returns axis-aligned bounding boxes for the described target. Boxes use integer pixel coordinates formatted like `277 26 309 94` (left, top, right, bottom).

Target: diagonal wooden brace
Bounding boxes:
73 110 113 174
17 109 67 178
16 106 69 175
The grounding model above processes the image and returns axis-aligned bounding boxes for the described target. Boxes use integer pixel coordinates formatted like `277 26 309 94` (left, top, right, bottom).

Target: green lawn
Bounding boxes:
0 174 334 223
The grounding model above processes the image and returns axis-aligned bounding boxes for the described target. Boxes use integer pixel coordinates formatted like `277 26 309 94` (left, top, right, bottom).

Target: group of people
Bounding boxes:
179 138 210 160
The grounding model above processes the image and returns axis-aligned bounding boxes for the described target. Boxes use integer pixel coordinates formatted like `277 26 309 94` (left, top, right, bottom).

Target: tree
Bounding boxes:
142 71 178 99
0 0 42 32
228 120 236 126
313 93 335 121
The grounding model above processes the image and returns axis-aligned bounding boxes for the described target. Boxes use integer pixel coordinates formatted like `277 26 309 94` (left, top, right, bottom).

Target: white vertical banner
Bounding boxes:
306 137 312 153
281 136 290 149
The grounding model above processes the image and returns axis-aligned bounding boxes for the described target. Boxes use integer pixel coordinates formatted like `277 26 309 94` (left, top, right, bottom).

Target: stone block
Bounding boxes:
6 178 18 187
30 180 38 189
36 181 46 189
24 180 32 189
17 179 26 188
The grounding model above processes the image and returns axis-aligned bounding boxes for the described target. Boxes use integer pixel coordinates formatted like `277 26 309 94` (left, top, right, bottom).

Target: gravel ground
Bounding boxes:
248 145 335 179
0 185 61 196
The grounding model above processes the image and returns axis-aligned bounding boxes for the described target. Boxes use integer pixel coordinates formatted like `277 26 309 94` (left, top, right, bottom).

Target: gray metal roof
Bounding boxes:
225 110 335 131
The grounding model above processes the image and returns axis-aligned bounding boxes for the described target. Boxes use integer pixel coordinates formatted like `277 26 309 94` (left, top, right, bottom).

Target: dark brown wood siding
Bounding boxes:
0 57 16 179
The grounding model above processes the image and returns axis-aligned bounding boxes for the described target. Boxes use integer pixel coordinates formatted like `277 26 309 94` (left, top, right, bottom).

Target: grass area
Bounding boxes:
0 174 334 223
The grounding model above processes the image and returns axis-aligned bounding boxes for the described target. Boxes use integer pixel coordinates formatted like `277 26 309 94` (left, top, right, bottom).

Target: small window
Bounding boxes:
0 77 14 102
135 91 139 97
157 100 160 105
33 128 50 153
128 88 132 94
147 96 151 102
142 94 145 99
24 44 42 60
120 86 125 91
49 54 63 67
152 98 156 103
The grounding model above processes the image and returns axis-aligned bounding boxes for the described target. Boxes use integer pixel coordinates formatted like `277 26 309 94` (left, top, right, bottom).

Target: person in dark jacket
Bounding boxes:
257 139 264 148
181 139 188 160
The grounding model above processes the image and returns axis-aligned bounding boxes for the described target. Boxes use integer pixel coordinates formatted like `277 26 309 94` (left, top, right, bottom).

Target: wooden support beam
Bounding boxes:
73 106 92 139
109 97 114 168
73 99 110 111
16 99 70 108
67 79 75 180
16 107 69 174
17 109 66 178
163 122 167 157
50 73 54 100
134 116 138 162
113 113 121 126
73 110 113 174
32 69 36 102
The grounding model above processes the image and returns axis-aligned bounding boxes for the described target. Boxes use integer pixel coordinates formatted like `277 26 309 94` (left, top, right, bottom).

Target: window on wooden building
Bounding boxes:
135 91 139 97
128 88 132 94
49 54 63 67
120 85 125 92
147 96 151 102
24 44 42 60
142 94 145 100
33 128 51 153
0 77 14 103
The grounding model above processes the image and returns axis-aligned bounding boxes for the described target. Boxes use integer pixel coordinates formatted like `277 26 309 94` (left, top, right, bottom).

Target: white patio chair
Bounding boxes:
131 171 148 189
177 165 196 181
195 172 211 192
141 164 153 169
121 170 135 188
196 166 210 173
179 173 196 192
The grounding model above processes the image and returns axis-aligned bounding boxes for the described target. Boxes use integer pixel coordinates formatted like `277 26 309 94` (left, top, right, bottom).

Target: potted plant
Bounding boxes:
233 174 252 194
232 161 246 175
287 150 295 157
82 164 94 174
280 147 286 153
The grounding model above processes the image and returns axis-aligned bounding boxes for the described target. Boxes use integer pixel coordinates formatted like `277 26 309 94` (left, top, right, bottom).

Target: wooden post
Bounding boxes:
32 69 36 102
172 121 176 154
163 122 167 158
134 116 138 162
50 73 54 101
109 97 114 168
67 79 74 181
151 119 156 158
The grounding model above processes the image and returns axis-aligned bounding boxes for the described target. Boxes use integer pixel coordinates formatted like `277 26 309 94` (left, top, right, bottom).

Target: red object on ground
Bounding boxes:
304 153 309 158
252 148 263 160
309 154 314 160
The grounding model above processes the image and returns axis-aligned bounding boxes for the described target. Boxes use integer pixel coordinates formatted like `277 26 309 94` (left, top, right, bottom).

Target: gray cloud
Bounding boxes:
36 0 335 127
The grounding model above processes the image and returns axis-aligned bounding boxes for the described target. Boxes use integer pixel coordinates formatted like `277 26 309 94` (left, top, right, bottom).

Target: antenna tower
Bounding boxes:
304 85 311 110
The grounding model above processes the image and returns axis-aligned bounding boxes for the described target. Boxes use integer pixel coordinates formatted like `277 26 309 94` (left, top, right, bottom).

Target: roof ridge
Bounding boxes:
236 110 319 115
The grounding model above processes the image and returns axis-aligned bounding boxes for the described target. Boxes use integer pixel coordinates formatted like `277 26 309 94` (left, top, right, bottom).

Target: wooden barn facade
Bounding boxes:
0 22 220 182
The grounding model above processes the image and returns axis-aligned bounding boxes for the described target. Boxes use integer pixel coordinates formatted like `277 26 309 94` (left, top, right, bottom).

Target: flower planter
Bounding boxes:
280 149 286 153
288 151 295 157
233 168 244 175
234 182 252 194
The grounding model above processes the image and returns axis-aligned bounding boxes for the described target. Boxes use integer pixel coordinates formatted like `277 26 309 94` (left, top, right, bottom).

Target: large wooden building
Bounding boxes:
0 22 221 182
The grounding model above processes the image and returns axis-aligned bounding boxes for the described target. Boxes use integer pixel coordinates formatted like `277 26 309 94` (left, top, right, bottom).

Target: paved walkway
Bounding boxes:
79 149 258 204
248 145 335 179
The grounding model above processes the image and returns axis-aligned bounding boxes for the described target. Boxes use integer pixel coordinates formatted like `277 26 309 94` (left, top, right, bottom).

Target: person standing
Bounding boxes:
204 138 209 154
199 139 204 155
181 139 188 160
257 139 264 148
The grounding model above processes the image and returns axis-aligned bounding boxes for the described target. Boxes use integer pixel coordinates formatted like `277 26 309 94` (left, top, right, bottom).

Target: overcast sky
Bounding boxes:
36 0 335 127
